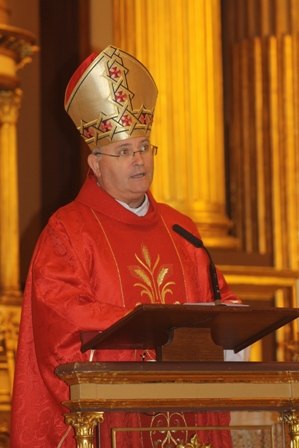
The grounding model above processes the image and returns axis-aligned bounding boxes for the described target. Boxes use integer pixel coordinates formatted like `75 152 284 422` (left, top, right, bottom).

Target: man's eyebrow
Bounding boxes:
115 139 149 150
117 143 131 149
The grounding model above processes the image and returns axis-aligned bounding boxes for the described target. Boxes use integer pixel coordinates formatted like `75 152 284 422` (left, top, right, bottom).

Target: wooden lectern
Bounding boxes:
56 304 299 448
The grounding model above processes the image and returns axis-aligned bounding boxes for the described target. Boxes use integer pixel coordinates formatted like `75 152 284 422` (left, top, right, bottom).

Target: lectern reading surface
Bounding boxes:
80 303 299 358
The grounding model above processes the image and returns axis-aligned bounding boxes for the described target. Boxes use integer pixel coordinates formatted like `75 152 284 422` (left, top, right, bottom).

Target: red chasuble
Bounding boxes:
11 173 239 448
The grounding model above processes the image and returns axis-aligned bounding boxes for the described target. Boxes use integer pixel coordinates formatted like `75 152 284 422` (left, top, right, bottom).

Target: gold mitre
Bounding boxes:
64 45 158 149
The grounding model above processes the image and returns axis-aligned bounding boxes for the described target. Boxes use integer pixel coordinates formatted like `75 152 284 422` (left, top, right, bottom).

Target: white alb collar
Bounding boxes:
117 194 149 216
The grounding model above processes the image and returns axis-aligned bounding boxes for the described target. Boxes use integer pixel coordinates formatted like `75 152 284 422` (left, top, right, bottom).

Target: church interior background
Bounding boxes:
1 0 299 446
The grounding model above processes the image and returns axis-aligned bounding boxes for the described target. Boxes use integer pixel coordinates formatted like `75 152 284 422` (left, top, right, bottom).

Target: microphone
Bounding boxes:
172 224 221 303
172 224 203 248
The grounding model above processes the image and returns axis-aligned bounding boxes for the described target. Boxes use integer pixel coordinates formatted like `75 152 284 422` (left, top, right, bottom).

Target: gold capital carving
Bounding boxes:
282 409 299 447
64 412 104 448
176 434 212 448
0 24 38 70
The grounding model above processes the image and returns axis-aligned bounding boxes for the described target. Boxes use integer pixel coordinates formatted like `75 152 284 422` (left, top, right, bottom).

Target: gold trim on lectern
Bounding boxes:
176 434 212 447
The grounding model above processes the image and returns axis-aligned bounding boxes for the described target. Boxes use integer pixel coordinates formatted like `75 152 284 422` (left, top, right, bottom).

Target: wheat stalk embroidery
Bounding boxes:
129 244 175 303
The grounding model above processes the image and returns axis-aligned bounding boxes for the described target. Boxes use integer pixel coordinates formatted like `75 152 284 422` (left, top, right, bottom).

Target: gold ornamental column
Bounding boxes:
0 89 22 301
114 0 237 248
0 0 37 438
0 1 37 303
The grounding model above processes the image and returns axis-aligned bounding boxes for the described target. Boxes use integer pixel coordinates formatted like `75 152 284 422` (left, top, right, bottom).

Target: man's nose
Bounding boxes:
132 150 144 163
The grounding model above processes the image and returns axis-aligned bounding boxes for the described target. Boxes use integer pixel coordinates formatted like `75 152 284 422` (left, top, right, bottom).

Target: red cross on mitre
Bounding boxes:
83 127 94 138
100 120 112 132
115 90 127 103
121 114 133 126
109 66 121 79
139 113 146 124
140 113 152 124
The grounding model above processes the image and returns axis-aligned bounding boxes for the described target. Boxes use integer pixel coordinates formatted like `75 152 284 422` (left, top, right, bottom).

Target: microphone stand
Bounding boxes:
172 224 222 304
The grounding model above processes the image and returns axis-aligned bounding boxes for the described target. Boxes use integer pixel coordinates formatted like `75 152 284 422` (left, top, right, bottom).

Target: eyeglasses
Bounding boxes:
94 143 158 159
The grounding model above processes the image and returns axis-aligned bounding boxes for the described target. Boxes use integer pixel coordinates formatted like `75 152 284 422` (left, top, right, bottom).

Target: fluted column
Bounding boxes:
0 89 22 298
114 0 237 248
222 0 299 269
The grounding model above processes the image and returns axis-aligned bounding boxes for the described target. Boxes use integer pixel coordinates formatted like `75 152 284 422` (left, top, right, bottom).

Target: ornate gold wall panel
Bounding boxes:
113 0 237 248
0 305 21 391
111 421 283 448
0 304 20 447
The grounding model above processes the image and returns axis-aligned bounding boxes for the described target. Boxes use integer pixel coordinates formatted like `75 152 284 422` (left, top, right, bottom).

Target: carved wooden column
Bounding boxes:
113 0 237 248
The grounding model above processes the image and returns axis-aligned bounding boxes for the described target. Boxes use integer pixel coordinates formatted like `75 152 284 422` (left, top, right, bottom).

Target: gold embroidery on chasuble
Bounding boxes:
90 208 126 306
129 244 175 303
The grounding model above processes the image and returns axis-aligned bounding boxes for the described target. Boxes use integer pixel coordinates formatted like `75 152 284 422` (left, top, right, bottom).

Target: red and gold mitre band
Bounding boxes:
64 45 158 150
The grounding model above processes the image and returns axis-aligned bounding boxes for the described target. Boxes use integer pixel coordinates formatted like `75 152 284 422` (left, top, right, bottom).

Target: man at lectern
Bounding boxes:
11 45 243 448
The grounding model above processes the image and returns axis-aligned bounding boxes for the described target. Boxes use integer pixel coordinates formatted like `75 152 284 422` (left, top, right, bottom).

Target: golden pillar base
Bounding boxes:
282 409 299 447
65 412 104 448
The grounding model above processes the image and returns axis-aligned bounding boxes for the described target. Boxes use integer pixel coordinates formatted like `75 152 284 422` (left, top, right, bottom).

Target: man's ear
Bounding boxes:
87 153 101 178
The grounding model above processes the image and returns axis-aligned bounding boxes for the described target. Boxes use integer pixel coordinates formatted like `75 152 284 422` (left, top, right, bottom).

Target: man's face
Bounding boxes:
88 136 155 208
